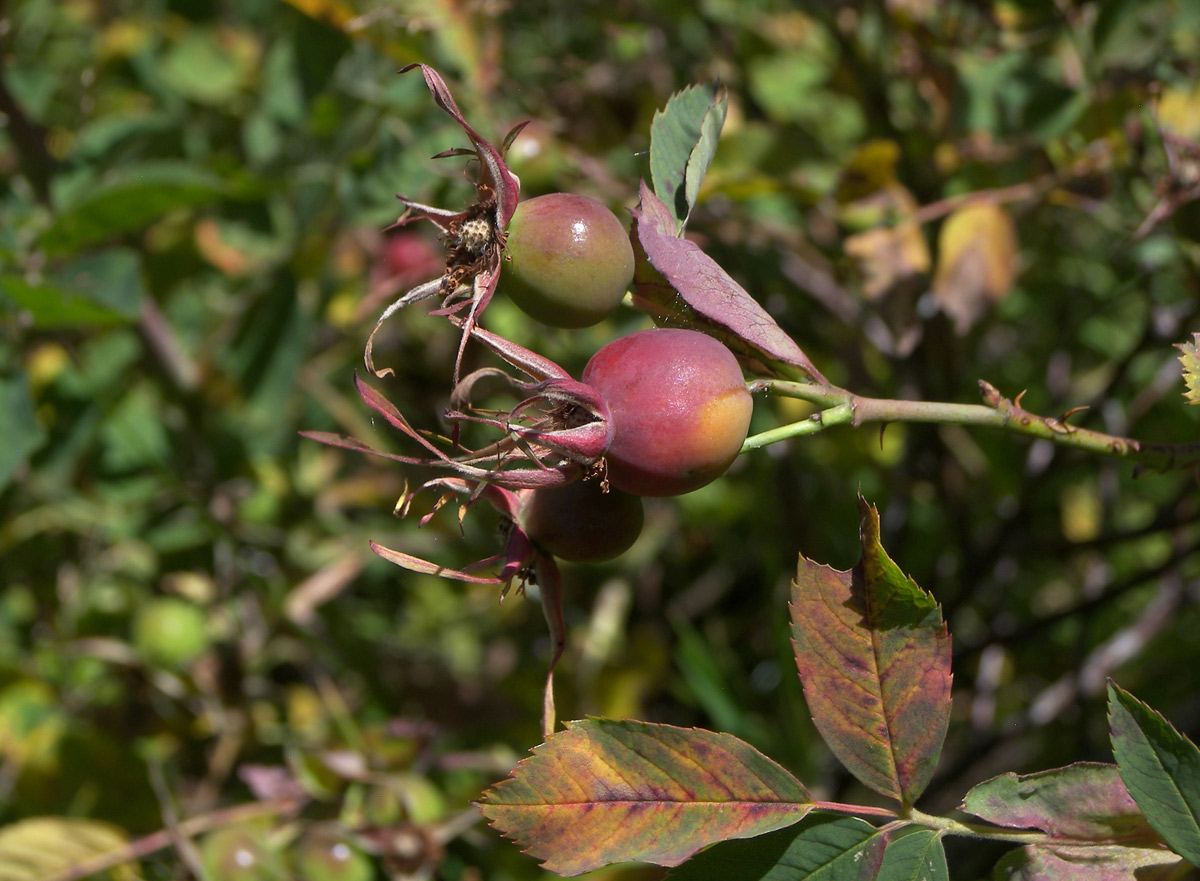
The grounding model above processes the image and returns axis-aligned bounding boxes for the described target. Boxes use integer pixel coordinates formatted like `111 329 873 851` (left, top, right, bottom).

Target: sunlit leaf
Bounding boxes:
0 816 136 881
931 200 1018 334
630 181 824 381
1176 333 1200 405
1109 682 1200 866
478 718 813 875
790 497 951 805
961 763 1158 842
666 814 886 881
875 828 947 881
992 842 1185 881
650 81 728 233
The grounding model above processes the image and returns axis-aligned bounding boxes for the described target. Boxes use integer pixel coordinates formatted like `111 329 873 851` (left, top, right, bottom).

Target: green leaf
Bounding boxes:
1176 333 1200 405
992 842 1185 881
40 162 224 254
0 371 46 492
790 497 951 805
961 763 1158 842
0 816 136 881
0 248 145 329
1108 682 1200 866
650 81 728 233
875 828 947 881
477 718 813 876
666 815 886 881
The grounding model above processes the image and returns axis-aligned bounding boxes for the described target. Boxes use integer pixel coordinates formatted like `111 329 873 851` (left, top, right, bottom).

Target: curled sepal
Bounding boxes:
365 64 524 383
304 363 610 491
369 477 569 739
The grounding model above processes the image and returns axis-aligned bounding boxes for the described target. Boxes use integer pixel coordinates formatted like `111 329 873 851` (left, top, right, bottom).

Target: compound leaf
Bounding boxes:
1109 682 1200 866
478 718 812 876
790 497 951 805
666 814 886 881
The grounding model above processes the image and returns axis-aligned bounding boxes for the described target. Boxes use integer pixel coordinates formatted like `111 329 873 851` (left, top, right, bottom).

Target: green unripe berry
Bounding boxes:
501 193 634 328
133 597 208 669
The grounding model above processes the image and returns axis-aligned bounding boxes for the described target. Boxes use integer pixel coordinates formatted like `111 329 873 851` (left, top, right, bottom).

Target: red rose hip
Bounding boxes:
582 328 753 497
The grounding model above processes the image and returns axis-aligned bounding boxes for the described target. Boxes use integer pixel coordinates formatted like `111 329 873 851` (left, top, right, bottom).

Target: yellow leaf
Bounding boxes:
0 817 136 881
933 200 1018 333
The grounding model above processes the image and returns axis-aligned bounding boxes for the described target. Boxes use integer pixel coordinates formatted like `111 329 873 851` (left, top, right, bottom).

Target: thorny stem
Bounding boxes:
744 379 1200 474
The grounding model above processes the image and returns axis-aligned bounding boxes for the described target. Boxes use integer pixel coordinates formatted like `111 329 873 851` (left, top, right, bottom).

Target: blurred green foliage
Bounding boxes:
2 0 1199 878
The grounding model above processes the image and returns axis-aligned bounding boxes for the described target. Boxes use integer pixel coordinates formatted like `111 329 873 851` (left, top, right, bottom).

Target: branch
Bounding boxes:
746 379 1200 473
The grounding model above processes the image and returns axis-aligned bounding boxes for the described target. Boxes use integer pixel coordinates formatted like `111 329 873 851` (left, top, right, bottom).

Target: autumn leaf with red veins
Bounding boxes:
365 63 526 384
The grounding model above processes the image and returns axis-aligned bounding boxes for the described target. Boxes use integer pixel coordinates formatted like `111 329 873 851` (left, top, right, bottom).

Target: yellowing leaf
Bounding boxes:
844 222 930 302
1158 85 1200 141
0 817 137 881
1177 333 1200 405
478 718 812 875
932 200 1018 334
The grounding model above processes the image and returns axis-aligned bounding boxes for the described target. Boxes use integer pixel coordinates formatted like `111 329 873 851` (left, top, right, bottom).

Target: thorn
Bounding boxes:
1013 389 1028 409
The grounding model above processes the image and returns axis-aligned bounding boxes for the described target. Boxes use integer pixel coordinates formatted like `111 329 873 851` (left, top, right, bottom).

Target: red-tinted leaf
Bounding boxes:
790 497 951 805
993 843 1184 881
478 719 812 876
630 181 824 381
962 763 1159 842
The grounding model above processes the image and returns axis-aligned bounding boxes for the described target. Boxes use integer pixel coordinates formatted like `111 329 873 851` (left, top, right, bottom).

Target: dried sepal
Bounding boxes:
365 64 525 384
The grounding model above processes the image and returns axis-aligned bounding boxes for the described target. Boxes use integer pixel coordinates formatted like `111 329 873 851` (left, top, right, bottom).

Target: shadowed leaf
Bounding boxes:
790 497 951 805
39 162 224 254
477 718 813 876
665 814 886 881
932 200 1018 334
0 372 46 493
962 763 1159 842
875 828 947 881
630 181 824 381
650 82 728 233
992 842 1185 881
1109 682 1200 866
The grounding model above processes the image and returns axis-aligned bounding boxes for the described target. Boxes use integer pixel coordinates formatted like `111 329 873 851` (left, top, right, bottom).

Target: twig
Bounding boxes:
746 379 1200 474
42 797 306 881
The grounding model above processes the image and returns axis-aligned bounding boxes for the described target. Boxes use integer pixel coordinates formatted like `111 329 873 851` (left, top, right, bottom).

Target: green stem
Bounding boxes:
744 379 1200 473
